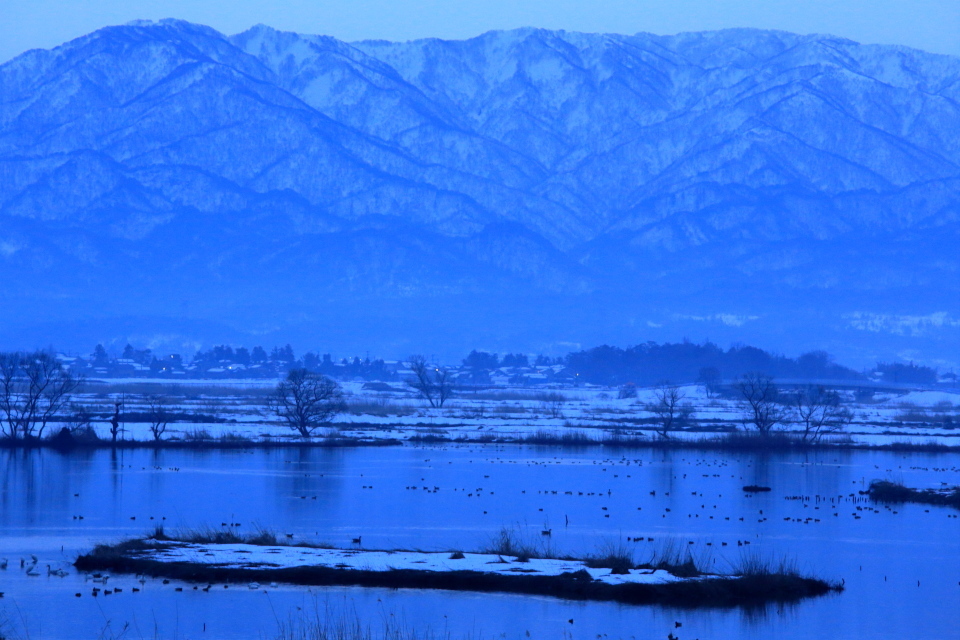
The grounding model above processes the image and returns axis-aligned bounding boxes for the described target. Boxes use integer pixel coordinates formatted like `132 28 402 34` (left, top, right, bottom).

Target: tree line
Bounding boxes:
645 373 852 442
563 342 867 386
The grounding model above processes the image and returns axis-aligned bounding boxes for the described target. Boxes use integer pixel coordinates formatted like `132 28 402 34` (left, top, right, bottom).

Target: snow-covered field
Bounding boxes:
70 380 960 446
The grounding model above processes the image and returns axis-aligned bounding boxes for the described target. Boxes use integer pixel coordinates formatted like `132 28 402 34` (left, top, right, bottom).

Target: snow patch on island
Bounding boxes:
135 542 695 586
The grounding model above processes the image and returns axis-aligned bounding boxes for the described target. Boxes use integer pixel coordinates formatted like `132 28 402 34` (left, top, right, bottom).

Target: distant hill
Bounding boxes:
1 20 958 366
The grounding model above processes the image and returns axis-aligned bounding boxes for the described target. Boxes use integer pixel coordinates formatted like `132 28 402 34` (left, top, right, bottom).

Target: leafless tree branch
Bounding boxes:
146 395 169 441
790 386 853 442
0 352 81 440
648 383 695 439
272 369 345 437
407 355 453 408
736 373 786 436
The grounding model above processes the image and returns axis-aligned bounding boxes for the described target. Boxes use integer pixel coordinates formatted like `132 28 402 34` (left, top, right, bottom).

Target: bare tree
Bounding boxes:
736 373 786 436
697 367 722 398
146 396 170 442
407 355 454 408
648 383 695 439
791 386 853 442
0 353 23 439
272 369 345 437
109 399 124 443
0 351 82 440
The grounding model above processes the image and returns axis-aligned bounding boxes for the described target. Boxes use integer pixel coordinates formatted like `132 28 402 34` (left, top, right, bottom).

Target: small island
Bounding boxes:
75 532 842 608
867 480 960 509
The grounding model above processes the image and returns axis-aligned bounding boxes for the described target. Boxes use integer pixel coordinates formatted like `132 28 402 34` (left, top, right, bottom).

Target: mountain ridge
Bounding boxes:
0 21 957 365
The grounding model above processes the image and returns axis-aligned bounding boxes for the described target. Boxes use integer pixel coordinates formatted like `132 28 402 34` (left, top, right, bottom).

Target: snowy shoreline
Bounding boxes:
8 430 958 452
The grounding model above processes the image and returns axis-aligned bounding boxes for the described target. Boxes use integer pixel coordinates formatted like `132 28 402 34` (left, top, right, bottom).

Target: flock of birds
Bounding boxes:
78 574 281 598
1 559 286 600
1 555 69 578
360 454 960 549
0 554 70 596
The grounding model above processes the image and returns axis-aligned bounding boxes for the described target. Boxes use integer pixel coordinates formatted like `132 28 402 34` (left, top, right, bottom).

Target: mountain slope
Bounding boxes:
0 20 958 365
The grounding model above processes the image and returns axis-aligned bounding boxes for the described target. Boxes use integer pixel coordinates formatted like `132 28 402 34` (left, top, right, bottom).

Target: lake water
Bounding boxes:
1 444 958 639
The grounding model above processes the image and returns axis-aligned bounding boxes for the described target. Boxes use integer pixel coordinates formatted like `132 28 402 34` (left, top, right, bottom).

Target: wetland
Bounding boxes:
1 444 958 639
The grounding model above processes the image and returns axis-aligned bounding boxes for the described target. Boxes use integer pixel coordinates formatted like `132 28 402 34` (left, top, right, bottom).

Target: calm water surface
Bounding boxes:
1 445 958 639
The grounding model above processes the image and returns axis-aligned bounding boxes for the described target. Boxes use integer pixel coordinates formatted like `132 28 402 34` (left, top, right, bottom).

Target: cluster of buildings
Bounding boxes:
54 345 578 386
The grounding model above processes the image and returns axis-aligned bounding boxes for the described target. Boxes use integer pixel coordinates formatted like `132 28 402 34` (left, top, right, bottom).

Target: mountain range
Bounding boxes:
1 20 958 367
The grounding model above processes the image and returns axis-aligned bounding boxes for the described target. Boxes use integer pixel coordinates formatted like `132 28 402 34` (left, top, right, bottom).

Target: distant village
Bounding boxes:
56 344 575 386
51 341 954 389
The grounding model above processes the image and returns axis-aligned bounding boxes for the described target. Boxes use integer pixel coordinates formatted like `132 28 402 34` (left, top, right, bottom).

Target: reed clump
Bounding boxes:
733 552 801 578
481 526 546 560
639 539 702 577
147 524 333 549
522 429 594 445
584 540 635 575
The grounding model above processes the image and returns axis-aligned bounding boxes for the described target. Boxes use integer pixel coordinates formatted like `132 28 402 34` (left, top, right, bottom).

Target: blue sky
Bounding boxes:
1 0 958 63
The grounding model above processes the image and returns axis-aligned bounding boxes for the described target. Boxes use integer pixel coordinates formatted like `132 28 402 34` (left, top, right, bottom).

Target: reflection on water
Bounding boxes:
0 445 958 639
